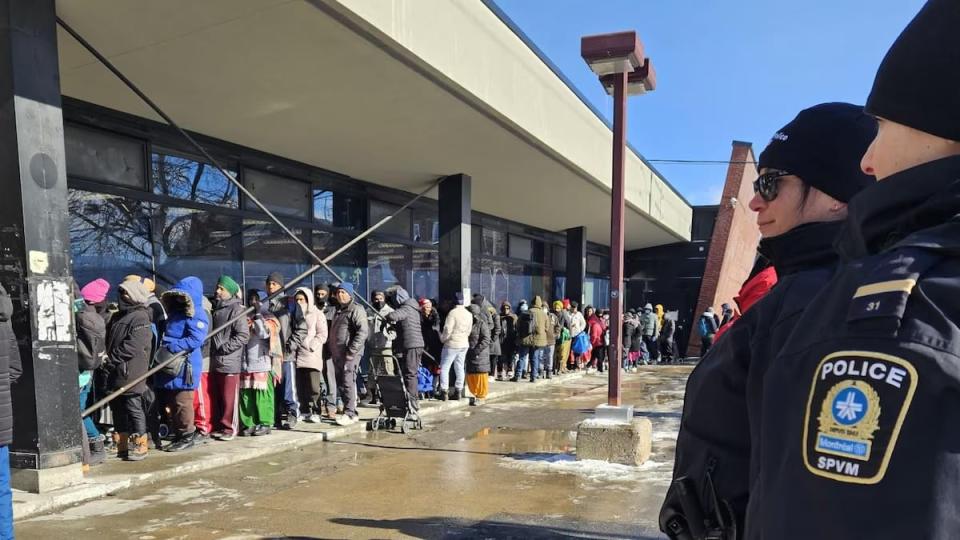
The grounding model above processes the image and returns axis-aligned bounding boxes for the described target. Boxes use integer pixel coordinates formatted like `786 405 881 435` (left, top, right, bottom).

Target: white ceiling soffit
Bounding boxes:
55 0 692 249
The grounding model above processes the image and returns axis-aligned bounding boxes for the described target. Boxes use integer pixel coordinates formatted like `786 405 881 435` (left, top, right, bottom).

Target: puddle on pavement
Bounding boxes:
462 426 577 455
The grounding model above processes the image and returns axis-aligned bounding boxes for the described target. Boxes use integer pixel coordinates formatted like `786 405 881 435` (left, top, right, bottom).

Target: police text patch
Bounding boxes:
802 351 918 484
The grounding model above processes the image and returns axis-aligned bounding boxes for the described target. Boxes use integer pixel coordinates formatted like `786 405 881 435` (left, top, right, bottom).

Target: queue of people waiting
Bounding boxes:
73 270 679 469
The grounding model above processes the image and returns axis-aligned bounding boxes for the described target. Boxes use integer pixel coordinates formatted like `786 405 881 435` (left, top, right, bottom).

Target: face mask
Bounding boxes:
316 296 326 307
372 299 384 309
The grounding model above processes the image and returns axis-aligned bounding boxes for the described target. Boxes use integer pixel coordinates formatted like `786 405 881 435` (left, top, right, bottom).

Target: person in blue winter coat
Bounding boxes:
155 277 209 453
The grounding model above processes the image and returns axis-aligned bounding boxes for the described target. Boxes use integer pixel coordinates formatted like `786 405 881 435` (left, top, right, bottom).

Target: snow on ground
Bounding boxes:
498 452 673 485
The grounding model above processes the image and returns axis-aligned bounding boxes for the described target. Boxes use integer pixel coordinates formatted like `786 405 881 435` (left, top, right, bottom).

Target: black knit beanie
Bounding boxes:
266 271 284 287
866 0 960 141
758 102 877 203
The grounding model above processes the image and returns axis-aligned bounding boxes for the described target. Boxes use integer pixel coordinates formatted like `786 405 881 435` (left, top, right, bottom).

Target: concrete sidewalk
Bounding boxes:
14 371 587 520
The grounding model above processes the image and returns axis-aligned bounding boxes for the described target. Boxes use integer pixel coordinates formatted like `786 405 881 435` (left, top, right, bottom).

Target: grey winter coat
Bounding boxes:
329 299 369 362
466 304 491 374
640 310 659 337
243 306 276 374
76 303 107 371
385 297 425 351
211 296 250 374
0 284 21 446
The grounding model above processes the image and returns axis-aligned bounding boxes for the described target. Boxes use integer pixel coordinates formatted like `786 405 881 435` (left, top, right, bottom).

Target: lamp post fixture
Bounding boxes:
581 31 656 407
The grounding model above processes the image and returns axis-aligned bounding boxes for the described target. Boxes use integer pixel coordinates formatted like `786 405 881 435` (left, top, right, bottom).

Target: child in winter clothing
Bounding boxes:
77 279 109 466
155 277 209 452
240 290 281 436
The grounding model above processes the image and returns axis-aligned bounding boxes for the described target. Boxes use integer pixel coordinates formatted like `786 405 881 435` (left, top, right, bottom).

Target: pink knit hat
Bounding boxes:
80 279 110 303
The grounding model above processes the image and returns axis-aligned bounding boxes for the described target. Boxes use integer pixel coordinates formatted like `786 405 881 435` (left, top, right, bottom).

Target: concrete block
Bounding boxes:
594 404 634 424
11 463 84 493
576 418 652 466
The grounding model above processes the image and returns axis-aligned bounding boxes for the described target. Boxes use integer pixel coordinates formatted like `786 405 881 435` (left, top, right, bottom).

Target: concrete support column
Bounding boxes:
0 0 84 492
438 174 471 305
565 227 586 305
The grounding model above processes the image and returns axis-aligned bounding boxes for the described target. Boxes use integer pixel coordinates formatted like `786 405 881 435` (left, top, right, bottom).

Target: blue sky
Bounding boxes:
494 0 925 205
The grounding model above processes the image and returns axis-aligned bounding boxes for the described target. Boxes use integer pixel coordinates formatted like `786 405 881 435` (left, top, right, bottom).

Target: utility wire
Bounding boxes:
57 17 443 417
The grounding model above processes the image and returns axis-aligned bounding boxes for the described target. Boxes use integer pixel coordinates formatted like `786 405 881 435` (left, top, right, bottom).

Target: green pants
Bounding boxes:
238 383 275 429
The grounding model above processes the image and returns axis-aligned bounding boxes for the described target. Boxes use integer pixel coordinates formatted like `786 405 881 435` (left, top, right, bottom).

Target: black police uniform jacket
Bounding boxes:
662 220 843 538
746 156 960 539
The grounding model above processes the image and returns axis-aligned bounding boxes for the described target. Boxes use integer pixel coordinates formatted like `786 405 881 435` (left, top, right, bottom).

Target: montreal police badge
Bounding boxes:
803 351 917 484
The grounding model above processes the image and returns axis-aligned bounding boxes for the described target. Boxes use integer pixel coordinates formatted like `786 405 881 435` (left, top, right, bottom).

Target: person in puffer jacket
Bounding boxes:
328 282 369 426
155 277 209 452
294 286 327 423
208 275 249 441
385 285 424 411
465 303 491 405
104 280 153 461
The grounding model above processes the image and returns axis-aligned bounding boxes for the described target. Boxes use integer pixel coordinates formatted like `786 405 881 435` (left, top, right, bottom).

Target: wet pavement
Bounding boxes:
18 366 691 539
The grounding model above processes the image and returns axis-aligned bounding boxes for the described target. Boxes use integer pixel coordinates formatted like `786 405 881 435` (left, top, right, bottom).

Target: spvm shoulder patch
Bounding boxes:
803 350 918 484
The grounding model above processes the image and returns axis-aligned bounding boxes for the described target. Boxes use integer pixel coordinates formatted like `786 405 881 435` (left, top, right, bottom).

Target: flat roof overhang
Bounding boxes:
55 0 692 250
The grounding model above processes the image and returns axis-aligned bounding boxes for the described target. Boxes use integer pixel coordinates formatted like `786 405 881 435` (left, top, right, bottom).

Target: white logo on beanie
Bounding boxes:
772 131 789 142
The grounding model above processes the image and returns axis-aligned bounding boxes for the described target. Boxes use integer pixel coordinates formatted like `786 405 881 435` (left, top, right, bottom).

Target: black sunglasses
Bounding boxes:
753 170 791 202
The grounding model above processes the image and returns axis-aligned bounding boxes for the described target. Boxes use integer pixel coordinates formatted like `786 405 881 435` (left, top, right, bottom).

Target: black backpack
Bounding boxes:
517 311 536 339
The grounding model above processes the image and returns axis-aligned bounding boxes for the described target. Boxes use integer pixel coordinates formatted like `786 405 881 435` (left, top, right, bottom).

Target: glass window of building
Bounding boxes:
243 169 311 219
509 235 533 260
584 277 611 310
241 219 311 292
313 189 364 230
152 149 239 208
473 259 524 307
369 201 411 238
553 275 567 302
412 246 438 301
65 124 146 188
68 189 153 298
552 245 567 269
368 239 412 294
312 229 367 298
587 254 609 275
152 205 242 293
412 207 439 244
481 228 507 257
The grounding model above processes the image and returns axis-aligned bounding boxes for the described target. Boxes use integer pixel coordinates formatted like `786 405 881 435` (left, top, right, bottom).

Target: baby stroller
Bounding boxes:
367 354 423 434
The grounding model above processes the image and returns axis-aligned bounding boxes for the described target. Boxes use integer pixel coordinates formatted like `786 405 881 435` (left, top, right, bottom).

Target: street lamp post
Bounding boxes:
581 31 656 407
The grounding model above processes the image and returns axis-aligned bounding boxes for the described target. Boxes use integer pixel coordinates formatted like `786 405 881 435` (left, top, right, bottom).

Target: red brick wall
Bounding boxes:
688 141 760 356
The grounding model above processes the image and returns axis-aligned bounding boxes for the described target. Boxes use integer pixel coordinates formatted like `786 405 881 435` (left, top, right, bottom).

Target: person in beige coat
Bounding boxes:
437 293 473 400
293 287 328 423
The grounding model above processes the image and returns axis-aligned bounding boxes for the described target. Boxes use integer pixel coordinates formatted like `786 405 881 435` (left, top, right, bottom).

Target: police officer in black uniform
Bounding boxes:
660 103 877 540
747 1 960 538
